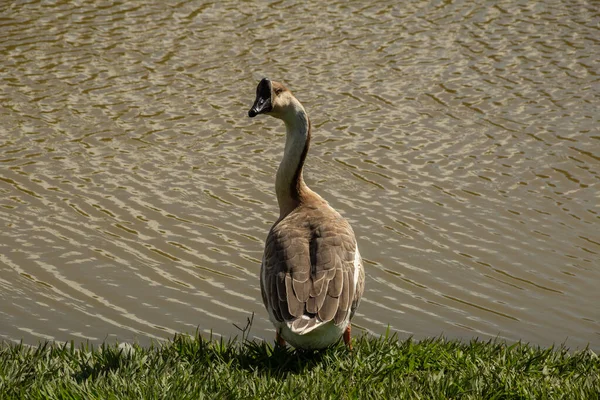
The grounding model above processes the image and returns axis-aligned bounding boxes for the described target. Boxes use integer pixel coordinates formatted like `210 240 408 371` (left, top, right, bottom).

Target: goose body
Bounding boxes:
248 78 364 350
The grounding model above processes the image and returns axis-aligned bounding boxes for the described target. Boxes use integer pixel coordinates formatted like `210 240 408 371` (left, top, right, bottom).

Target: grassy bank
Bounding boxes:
0 332 598 399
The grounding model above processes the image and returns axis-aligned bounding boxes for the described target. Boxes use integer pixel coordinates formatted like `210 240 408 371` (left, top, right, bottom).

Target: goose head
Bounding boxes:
248 78 296 120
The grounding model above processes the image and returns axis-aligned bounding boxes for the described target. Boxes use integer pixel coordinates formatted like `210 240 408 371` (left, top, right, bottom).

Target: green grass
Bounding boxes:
0 330 598 399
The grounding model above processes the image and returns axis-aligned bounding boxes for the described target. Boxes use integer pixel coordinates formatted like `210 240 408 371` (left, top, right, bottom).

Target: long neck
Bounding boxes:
275 102 312 217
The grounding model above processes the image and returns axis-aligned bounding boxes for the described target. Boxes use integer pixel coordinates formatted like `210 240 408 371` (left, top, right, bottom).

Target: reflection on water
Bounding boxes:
0 0 598 349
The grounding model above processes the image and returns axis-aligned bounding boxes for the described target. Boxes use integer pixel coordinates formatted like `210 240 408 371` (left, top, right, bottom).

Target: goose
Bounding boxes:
248 78 365 350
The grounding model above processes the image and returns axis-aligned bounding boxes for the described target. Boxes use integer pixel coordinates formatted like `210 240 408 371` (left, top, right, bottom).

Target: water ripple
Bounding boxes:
0 0 598 349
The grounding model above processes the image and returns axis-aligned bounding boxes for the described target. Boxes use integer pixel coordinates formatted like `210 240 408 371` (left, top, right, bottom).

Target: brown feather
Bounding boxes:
310 274 327 297
285 274 304 317
318 294 339 321
279 298 292 320
276 272 287 302
339 270 350 311
327 262 344 297
262 204 362 328
292 277 311 302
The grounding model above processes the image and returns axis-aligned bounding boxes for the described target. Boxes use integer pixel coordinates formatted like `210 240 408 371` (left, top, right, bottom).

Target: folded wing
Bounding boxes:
261 206 364 334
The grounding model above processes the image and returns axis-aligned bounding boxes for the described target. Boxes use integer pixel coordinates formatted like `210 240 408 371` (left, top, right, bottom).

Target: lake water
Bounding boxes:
1 0 598 350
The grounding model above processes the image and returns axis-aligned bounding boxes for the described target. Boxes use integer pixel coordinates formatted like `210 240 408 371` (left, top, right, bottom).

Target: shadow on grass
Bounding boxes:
71 334 330 382
236 339 336 376
227 312 349 376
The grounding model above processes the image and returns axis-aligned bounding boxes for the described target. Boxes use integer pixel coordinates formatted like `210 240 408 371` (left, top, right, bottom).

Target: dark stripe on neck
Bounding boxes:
290 117 311 202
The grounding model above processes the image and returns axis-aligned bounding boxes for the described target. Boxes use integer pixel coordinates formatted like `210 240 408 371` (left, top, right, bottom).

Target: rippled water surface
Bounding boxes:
1 0 598 349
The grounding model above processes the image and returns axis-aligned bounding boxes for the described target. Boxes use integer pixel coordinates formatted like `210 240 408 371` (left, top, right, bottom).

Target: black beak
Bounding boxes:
248 78 273 117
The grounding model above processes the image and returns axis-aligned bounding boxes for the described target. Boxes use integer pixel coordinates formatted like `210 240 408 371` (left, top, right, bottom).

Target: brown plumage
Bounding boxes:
249 78 364 349
262 204 363 333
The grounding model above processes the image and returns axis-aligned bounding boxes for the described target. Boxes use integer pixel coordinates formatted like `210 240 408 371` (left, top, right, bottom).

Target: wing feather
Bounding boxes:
292 276 310 302
326 263 344 297
285 275 304 317
318 294 339 321
260 205 363 334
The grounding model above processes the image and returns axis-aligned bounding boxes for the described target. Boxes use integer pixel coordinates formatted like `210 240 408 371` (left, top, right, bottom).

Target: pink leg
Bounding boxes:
343 324 352 350
276 329 286 347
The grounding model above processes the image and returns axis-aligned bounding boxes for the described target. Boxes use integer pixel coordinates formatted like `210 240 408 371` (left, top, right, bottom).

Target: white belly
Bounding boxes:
279 320 346 350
